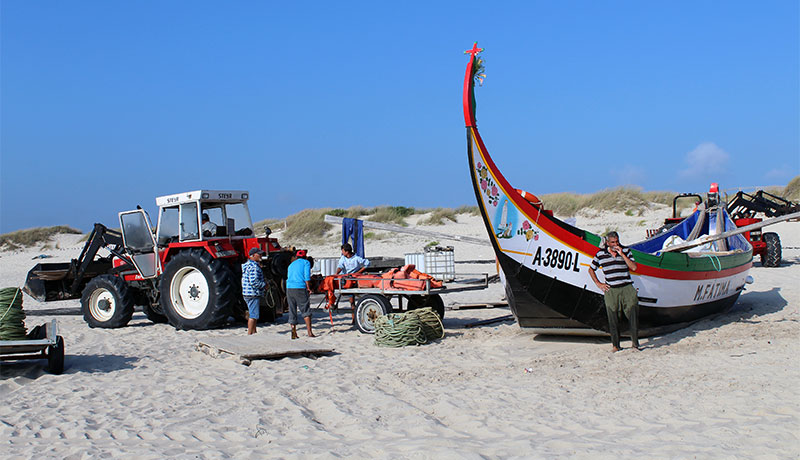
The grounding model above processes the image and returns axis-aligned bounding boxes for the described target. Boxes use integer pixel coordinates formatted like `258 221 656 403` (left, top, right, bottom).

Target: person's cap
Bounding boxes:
249 247 265 256
296 249 307 258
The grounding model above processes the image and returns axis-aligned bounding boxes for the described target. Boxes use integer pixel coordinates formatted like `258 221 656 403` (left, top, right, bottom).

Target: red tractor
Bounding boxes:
24 190 295 330
650 184 798 267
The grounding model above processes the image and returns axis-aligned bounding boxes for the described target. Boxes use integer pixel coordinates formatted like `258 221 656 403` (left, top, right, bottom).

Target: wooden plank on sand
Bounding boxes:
197 335 333 365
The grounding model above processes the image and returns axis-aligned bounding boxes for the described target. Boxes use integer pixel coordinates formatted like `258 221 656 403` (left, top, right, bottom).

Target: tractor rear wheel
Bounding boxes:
761 232 782 267
160 249 236 330
81 275 135 328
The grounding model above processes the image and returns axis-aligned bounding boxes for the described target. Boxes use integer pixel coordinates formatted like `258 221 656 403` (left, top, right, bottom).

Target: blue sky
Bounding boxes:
1 1 798 233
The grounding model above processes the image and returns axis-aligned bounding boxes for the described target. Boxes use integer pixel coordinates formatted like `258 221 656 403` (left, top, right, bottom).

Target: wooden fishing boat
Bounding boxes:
462 44 753 336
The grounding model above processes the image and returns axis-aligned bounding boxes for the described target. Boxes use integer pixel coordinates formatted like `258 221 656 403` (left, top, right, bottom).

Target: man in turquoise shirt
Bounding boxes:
286 249 315 339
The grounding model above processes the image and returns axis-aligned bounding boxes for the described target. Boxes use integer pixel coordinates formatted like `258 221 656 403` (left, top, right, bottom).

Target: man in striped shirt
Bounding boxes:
589 231 640 352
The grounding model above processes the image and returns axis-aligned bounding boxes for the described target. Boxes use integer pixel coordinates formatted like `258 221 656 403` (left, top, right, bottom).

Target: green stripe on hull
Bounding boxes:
579 229 751 272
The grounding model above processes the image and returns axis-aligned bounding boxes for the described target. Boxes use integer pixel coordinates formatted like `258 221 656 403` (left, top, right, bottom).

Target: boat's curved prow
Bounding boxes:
462 44 752 336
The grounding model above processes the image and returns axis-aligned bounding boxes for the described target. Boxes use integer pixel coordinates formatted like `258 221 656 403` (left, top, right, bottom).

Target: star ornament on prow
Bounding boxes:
465 42 486 86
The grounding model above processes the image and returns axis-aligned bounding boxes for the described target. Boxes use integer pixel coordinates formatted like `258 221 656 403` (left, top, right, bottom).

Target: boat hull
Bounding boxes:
468 127 751 337
498 250 744 337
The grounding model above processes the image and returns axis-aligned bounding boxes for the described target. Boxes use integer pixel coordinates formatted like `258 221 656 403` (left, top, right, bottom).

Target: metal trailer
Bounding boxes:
331 274 490 333
0 320 65 374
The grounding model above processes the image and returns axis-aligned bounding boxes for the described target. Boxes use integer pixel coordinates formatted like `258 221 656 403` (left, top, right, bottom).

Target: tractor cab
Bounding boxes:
154 190 254 245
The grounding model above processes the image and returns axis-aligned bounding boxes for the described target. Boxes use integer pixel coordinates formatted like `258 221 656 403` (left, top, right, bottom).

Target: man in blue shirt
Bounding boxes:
335 243 370 325
286 249 315 339
242 248 266 335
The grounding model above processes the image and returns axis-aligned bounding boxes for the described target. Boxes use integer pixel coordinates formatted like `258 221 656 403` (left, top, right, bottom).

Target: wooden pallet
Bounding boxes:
197 335 334 366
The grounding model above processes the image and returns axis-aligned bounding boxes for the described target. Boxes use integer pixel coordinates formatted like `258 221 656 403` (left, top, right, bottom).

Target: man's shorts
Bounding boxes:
286 288 311 325
245 296 260 320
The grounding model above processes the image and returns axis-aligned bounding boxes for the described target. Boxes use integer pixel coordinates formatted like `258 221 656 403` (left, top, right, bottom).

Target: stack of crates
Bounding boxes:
404 246 455 281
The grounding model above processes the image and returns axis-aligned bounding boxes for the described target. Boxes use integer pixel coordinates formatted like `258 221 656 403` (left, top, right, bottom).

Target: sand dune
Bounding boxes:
1 212 798 458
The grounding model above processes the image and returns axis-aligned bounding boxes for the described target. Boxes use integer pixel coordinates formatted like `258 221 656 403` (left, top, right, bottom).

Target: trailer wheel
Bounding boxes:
160 249 236 330
407 294 445 319
143 304 168 324
81 275 135 328
355 294 392 334
761 232 782 267
428 294 445 320
47 336 65 374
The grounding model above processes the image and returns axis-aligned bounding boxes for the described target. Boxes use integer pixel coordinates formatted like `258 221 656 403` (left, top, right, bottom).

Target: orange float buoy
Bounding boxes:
515 189 543 208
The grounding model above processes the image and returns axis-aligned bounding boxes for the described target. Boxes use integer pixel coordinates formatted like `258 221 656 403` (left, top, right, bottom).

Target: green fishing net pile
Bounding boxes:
374 307 444 348
0 287 27 340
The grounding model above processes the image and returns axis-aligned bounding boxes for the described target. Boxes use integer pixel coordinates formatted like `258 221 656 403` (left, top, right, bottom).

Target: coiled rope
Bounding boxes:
702 253 722 272
407 307 444 341
0 287 27 340
374 307 444 348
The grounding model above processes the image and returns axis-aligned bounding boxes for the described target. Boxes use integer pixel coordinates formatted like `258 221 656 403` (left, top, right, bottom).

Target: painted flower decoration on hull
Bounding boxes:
476 162 499 206
517 220 539 241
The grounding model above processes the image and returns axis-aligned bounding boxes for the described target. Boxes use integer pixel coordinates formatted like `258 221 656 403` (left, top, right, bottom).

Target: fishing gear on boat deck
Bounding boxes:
0 287 27 340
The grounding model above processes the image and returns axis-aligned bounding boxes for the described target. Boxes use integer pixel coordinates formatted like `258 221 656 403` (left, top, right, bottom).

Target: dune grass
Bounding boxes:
454 205 480 216
370 206 415 226
254 205 420 242
784 176 800 201
280 209 335 241
0 226 83 249
538 187 675 217
418 208 458 226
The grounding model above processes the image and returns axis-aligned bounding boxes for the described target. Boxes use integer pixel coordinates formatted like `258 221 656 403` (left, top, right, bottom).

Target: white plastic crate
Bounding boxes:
311 257 339 276
404 253 426 273
405 247 455 281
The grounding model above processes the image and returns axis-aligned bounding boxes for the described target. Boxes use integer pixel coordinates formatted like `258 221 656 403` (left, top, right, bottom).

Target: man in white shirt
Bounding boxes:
335 243 370 325
201 213 218 237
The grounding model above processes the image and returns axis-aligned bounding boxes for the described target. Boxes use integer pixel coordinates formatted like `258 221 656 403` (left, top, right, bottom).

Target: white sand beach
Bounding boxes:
1 211 798 459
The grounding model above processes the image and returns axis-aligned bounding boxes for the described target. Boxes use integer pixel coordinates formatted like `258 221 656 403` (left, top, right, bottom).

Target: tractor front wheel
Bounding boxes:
160 249 236 330
81 275 135 328
762 232 782 267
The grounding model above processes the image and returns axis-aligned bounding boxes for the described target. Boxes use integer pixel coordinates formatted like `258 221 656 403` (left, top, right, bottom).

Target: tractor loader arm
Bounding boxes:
727 190 800 220
24 223 130 302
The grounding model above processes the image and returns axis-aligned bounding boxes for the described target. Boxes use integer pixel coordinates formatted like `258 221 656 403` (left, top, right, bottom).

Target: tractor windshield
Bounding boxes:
158 206 179 245
225 202 254 236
